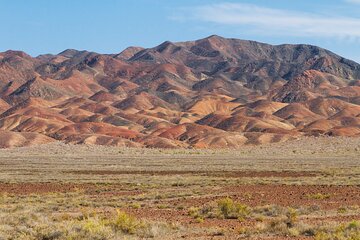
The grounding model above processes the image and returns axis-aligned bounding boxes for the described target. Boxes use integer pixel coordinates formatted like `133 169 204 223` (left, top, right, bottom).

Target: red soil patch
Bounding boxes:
174 185 360 210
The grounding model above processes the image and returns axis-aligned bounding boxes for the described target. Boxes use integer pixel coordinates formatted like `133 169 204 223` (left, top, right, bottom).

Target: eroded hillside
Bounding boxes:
1 35 359 148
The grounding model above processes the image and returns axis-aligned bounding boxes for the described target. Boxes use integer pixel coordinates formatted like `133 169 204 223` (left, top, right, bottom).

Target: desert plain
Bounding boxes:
0 137 359 239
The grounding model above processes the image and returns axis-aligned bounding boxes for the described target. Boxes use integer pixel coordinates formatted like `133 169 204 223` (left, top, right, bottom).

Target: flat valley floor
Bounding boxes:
1 137 360 239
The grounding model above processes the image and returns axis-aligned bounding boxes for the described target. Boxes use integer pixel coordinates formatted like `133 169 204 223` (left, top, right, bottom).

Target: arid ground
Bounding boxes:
1 137 360 239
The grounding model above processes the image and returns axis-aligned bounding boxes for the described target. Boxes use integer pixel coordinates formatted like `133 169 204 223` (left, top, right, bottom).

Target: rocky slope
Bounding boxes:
0 35 359 148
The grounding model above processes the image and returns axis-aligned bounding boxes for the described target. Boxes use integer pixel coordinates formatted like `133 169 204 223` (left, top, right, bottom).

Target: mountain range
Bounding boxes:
0 35 359 148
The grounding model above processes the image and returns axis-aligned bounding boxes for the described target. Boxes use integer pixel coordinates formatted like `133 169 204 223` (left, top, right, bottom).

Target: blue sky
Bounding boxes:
1 0 359 62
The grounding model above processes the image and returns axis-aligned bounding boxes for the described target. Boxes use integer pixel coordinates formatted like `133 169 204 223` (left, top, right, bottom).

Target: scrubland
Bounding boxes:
0 137 360 239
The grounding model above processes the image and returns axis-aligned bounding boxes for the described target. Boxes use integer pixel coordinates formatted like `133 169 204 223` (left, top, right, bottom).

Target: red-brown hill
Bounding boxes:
0 36 359 148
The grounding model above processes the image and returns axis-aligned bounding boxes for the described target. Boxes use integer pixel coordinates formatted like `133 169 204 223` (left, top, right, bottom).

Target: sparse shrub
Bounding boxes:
110 210 143 234
348 220 360 229
33 225 63 240
315 221 360 240
253 205 285 217
217 197 250 220
267 218 289 234
188 198 250 222
286 207 298 228
257 207 302 237
195 216 204 223
307 193 330 200
80 217 112 238
288 227 300 237
199 205 217 219
136 222 172 238
188 207 200 218
338 206 347 214
129 203 141 209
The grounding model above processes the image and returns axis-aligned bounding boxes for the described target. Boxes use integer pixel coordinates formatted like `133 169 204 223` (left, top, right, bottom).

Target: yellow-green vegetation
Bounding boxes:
0 193 172 239
188 198 301 224
217 197 250 220
255 211 360 239
188 197 250 221
109 210 144 234
187 197 360 239
307 193 331 200
315 221 360 240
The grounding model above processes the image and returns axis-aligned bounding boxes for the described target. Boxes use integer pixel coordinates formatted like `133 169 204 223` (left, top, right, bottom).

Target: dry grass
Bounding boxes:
0 137 359 239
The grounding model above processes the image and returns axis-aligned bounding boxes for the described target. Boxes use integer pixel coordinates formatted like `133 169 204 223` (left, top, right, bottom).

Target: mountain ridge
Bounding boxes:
0 35 359 148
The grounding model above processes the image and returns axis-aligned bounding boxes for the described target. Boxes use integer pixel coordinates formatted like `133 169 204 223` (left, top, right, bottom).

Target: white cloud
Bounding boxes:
174 3 360 39
345 0 360 4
